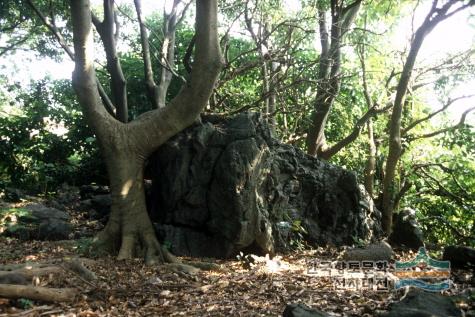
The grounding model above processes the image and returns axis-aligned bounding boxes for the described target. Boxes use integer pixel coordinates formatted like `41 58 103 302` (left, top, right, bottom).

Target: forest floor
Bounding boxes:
0 198 474 316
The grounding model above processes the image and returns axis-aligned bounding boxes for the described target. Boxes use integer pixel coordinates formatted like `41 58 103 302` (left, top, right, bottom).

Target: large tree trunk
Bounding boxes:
305 7 331 157
91 0 128 122
94 152 164 263
306 88 333 156
70 0 222 263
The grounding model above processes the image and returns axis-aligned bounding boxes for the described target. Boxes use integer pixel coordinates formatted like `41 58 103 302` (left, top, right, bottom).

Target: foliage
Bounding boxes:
403 126 475 247
17 299 34 309
0 207 31 234
288 219 310 251
0 79 106 193
72 237 95 257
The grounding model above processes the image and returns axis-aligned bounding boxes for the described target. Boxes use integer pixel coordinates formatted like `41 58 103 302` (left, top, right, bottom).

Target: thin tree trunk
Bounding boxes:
364 119 376 198
158 13 177 108
381 0 470 235
306 6 330 156
306 0 361 157
262 61 270 119
92 0 128 122
268 61 278 127
134 0 160 108
244 8 275 127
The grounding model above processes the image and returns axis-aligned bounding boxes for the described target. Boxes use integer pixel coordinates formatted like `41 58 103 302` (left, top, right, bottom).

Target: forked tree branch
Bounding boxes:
320 102 392 159
134 0 160 108
92 0 128 122
381 0 474 234
409 106 475 140
402 94 475 135
129 0 223 155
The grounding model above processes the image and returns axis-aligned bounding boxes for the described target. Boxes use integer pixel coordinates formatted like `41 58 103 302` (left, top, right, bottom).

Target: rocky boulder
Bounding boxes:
78 185 111 221
3 203 71 240
148 112 382 258
1 188 23 203
381 288 461 317
443 245 475 269
283 303 330 317
343 240 393 262
389 208 424 250
79 184 110 199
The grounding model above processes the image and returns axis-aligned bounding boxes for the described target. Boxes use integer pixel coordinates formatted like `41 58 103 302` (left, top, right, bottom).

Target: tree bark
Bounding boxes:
0 267 61 280
244 7 276 127
93 152 165 263
134 0 160 108
135 0 187 109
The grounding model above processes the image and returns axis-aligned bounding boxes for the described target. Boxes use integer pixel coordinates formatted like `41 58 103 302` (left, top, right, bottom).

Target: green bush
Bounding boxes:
0 79 107 193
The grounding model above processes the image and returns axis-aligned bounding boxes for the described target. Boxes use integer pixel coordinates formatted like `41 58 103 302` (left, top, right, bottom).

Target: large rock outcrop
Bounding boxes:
148 112 382 258
381 288 462 317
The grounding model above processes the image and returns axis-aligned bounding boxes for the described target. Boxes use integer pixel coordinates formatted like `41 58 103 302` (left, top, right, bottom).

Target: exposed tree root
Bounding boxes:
93 220 181 266
0 284 77 302
0 266 61 280
92 217 122 256
61 258 97 282
184 261 222 271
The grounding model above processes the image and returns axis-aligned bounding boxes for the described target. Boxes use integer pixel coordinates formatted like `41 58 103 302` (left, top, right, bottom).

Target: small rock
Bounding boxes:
343 240 393 261
199 285 213 293
90 194 112 217
283 303 330 317
38 220 72 240
80 184 110 199
159 290 171 297
4 203 71 241
2 188 23 202
24 203 69 221
55 184 80 205
217 280 229 288
389 208 424 250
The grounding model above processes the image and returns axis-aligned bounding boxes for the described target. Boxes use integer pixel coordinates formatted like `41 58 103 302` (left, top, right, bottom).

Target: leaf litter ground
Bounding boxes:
0 200 473 316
